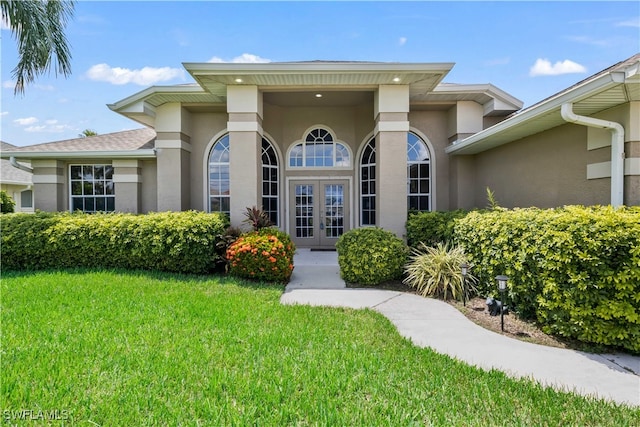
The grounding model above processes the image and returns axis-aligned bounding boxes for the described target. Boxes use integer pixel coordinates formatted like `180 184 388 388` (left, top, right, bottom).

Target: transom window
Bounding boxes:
289 128 351 168
208 134 230 216
70 164 115 212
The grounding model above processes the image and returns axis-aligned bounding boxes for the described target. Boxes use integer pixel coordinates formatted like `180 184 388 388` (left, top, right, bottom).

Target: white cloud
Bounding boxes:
1 111 8 116
3 80 15 89
398 37 407 46
567 35 609 47
529 58 587 76
14 117 39 126
85 63 185 85
45 119 58 125
24 123 74 133
616 17 640 28
208 53 271 63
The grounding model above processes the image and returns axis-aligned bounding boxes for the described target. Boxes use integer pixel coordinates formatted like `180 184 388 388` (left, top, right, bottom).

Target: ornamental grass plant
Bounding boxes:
403 242 477 301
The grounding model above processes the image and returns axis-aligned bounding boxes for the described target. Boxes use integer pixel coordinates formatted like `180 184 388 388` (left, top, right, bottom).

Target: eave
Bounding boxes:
446 56 639 155
0 150 157 160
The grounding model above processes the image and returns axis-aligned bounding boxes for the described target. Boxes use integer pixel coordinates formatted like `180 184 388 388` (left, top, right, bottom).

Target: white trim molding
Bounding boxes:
587 158 640 179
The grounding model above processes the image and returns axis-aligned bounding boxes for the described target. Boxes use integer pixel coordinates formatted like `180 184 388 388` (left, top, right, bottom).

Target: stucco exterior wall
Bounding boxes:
472 124 609 208
0 183 33 212
188 112 228 211
140 159 157 213
409 110 452 211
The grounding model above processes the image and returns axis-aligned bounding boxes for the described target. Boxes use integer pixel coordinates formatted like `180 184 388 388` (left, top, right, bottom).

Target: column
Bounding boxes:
227 85 262 227
155 103 191 212
113 159 142 213
375 85 410 238
31 159 65 211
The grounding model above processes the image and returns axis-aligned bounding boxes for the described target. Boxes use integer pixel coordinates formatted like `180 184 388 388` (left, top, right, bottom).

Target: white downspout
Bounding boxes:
9 156 34 173
560 103 625 207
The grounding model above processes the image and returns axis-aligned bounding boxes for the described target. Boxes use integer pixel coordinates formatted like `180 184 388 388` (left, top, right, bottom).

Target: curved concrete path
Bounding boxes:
281 250 640 407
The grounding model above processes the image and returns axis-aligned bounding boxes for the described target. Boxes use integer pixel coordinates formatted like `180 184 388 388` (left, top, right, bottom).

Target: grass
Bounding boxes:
1 270 638 425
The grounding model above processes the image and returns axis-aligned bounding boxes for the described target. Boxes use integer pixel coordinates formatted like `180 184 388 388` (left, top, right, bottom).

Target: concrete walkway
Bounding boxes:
281 249 640 407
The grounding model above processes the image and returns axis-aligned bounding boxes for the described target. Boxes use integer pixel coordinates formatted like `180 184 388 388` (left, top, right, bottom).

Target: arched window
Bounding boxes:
261 137 279 225
289 128 351 168
208 134 230 216
360 137 376 225
407 132 431 212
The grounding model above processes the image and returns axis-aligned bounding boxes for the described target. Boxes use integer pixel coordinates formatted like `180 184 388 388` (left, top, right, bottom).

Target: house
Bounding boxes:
2 55 638 249
0 141 34 212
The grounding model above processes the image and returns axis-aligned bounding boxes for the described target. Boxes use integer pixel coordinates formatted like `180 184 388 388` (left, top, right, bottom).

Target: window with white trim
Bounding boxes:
289 128 351 168
261 137 279 225
208 134 230 216
70 164 115 212
20 189 33 208
407 132 431 212
360 137 376 225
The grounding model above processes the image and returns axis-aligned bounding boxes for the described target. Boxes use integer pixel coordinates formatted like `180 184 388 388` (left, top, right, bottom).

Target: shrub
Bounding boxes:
406 210 469 248
403 243 477 301
243 206 274 230
226 231 294 283
455 206 640 352
336 227 408 285
0 190 16 214
0 211 228 274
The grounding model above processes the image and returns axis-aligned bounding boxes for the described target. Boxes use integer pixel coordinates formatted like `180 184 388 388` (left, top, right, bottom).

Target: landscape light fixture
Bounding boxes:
495 275 509 332
460 262 470 306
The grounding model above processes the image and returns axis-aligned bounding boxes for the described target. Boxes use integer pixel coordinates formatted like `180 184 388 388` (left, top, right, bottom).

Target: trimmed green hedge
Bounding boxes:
336 227 408 285
406 210 469 247
0 211 229 274
455 206 640 352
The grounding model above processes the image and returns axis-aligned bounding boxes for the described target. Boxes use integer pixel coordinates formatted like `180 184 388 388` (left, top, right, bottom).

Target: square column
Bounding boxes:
31 159 65 211
375 85 410 238
154 103 192 212
113 159 142 213
227 85 263 227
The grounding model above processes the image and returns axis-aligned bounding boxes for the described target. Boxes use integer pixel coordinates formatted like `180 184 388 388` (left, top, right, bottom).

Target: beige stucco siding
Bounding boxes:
409 110 452 211
140 159 157 213
472 124 609 208
188 112 228 211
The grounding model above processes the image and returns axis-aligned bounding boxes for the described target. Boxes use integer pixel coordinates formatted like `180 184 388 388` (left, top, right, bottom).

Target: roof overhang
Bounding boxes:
183 61 455 98
446 57 640 155
0 150 157 160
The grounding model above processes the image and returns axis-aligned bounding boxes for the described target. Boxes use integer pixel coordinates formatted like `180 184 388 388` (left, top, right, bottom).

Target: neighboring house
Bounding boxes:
0 141 34 212
1 55 638 248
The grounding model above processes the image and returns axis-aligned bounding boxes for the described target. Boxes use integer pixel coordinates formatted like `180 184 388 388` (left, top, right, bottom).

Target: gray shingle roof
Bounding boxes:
0 142 32 185
4 128 156 153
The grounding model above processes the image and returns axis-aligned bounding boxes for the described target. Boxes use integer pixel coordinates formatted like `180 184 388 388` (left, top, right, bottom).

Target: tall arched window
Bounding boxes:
407 132 431 212
360 137 376 225
261 137 279 225
208 134 230 216
289 127 351 168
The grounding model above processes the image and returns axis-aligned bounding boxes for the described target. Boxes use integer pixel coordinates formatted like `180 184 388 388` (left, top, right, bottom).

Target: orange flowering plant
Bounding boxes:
226 230 295 283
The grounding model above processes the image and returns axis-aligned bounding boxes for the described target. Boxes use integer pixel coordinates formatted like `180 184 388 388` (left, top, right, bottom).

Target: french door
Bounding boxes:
289 180 350 249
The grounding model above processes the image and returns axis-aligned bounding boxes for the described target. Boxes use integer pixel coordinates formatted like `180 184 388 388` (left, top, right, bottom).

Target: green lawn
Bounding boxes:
2 270 638 425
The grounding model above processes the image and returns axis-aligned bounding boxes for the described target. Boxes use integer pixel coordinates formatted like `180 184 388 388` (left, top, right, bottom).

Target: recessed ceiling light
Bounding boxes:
315 93 323 98
234 78 243 83
392 77 401 82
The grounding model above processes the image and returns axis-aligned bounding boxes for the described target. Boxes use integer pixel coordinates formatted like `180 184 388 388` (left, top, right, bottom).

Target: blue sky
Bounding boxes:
1 1 638 146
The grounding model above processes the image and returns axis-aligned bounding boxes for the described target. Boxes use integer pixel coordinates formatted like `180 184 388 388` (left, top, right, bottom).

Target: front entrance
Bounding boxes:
289 179 350 249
